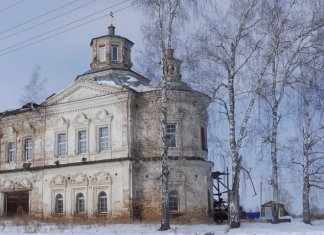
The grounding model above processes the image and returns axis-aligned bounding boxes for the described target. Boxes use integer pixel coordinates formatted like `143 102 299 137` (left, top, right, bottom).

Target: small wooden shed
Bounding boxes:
261 201 288 219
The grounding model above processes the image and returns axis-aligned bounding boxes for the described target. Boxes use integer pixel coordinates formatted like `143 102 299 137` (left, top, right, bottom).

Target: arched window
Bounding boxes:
76 193 85 213
55 194 63 214
98 191 108 213
169 190 179 212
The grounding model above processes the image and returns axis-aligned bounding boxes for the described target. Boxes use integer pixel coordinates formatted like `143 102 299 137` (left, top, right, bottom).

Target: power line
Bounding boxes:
0 0 25 13
0 0 80 35
0 1 137 57
0 0 101 41
0 14 108 57
0 0 131 54
114 3 135 14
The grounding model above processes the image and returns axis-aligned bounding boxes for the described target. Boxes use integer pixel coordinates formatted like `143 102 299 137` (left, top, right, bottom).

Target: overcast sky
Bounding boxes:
0 0 146 111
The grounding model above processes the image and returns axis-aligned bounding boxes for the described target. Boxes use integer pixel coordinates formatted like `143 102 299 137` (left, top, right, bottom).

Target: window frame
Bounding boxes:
169 190 179 212
112 45 119 61
98 191 108 214
99 126 109 152
57 133 67 157
7 141 16 163
77 130 87 155
55 194 64 215
166 124 176 148
24 138 33 161
76 193 85 214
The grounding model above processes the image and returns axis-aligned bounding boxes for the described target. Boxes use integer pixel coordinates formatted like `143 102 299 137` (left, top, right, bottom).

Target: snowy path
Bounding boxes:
0 219 323 235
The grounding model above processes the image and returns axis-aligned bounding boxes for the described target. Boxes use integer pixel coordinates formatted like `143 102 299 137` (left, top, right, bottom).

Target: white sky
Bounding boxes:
0 0 146 111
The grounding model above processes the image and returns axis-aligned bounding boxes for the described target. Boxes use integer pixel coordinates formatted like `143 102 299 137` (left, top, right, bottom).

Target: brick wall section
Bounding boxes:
0 109 46 170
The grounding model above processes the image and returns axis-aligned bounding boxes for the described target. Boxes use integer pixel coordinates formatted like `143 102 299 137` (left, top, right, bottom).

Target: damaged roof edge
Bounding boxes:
90 34 134 46
0 102 42 116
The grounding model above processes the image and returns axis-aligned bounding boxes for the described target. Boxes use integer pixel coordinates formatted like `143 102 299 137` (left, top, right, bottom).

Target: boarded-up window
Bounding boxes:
99 46 106 62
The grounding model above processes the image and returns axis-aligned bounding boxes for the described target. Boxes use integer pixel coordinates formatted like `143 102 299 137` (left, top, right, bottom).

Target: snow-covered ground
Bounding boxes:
0 219 323 235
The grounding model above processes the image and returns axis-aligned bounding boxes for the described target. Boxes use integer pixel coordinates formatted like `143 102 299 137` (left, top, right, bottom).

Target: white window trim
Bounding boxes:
24 138 33 161
99 126 109 152
7 141 16 163
76 193 85 214
98 191 108 214
91 186 111 215
166 117 182 155
53 117 70 159
76 129 88 155
93 110 112 155
55 193 64 215
72 113 90 156
96 124 112 154
55 132 67 157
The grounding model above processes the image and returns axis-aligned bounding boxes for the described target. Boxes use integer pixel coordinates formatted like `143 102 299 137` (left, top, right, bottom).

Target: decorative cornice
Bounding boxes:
46 101 127 118
0 178 32 191
0 157 211 174
51 85 116 105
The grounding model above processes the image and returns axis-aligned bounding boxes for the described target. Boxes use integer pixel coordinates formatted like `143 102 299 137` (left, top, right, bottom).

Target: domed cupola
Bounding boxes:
90 25 134 69
164 48 192 91
165 48 182 82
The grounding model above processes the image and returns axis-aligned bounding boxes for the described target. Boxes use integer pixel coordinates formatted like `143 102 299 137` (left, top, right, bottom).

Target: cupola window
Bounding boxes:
112 45 118 61
99 46 106 62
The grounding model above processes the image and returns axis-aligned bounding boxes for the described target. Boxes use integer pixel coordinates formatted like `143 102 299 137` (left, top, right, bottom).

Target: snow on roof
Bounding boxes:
91 75 157 92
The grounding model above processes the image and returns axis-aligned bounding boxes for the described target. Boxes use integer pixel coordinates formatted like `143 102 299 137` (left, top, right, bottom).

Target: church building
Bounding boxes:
0 25 213 223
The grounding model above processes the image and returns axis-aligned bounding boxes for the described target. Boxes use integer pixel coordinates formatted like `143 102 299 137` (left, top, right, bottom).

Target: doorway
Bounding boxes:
5 191 29 217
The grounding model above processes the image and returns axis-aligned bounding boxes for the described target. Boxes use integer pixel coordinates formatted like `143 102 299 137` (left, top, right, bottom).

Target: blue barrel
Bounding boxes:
246 212 260 219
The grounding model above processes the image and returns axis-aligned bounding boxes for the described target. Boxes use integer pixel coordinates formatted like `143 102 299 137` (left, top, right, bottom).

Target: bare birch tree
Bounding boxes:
259 0 323 223
189 0 266 228
20 65 47 105
291 54 324 224
138 0 196 230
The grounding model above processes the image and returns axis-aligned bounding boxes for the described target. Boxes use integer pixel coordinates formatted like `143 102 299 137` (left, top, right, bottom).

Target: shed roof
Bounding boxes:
261 201 285 207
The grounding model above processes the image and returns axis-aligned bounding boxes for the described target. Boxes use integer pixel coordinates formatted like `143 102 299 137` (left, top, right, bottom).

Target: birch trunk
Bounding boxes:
229 156 241 228
158 0 170 229
271 59 279 224
160 48 170 230
227 71 241 228
302 108 312 224
303 149 311 224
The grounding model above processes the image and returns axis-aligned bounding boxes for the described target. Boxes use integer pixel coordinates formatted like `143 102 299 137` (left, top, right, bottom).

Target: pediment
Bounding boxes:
45 81 123 105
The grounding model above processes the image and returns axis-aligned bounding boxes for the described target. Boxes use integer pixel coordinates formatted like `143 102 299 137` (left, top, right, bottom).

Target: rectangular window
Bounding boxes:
7 142 16 162
57 133 67 156
166 124 176 148
99 127 109 152
99 46 106 62
24 138 33 161
78 130 87 154
169 191 179 212
201 127 207 150
112 46 118 61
